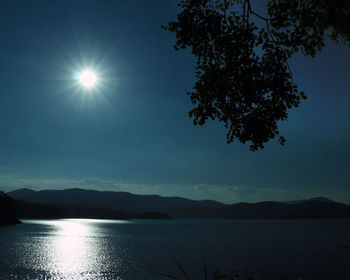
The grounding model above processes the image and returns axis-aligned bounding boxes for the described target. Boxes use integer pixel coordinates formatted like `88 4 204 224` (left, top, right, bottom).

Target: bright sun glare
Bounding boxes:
79 70 97 88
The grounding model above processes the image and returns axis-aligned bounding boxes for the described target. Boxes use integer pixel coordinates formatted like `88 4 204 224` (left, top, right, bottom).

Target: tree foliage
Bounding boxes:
163 0 350 151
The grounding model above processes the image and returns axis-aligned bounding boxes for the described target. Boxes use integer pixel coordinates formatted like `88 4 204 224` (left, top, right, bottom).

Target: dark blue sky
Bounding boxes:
0 0 349 203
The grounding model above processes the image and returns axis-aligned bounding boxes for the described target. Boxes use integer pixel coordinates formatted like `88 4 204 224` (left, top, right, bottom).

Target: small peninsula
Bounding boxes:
0 191 20 225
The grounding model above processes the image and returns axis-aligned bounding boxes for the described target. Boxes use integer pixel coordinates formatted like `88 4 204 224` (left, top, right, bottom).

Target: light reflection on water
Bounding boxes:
16 219 130 280
1 219 350 280
48 220 96 278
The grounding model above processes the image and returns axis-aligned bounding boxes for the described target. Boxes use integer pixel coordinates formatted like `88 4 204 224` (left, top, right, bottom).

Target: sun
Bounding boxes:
79 70 97 88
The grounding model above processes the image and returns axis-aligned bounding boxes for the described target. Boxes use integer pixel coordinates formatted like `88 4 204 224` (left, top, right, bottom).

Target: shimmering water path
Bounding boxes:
1 219 350 279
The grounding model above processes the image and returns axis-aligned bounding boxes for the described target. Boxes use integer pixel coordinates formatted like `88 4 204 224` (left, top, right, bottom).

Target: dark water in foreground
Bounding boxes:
0 219 350 280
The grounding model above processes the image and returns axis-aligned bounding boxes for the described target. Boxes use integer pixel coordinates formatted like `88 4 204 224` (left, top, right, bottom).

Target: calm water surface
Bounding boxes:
0 219 350 280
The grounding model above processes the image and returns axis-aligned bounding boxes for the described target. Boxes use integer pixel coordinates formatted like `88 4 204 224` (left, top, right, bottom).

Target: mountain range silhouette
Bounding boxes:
6 188 350 219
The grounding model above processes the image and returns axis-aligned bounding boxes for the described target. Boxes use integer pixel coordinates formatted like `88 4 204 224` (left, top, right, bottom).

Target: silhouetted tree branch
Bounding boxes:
162 0 350 151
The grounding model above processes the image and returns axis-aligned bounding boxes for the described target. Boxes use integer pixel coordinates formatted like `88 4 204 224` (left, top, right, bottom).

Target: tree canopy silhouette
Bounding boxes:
163 0 350 151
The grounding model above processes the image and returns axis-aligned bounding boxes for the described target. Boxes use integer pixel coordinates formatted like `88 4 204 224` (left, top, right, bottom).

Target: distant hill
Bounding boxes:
7 188 350 219
8 188 223 213
15 200 131 220
284 196 335 204
170 200 350 219
307 196 334 203
0 191 20 225
14 200 171 220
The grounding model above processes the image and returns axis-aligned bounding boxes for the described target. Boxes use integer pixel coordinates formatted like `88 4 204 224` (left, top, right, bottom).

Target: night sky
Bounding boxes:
0 0 349 204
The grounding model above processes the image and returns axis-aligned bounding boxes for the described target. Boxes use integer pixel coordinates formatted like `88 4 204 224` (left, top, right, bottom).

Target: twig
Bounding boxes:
173 257 191 280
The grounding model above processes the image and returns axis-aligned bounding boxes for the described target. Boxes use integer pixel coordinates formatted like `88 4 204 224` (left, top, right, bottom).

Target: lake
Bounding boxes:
0 219 350 280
